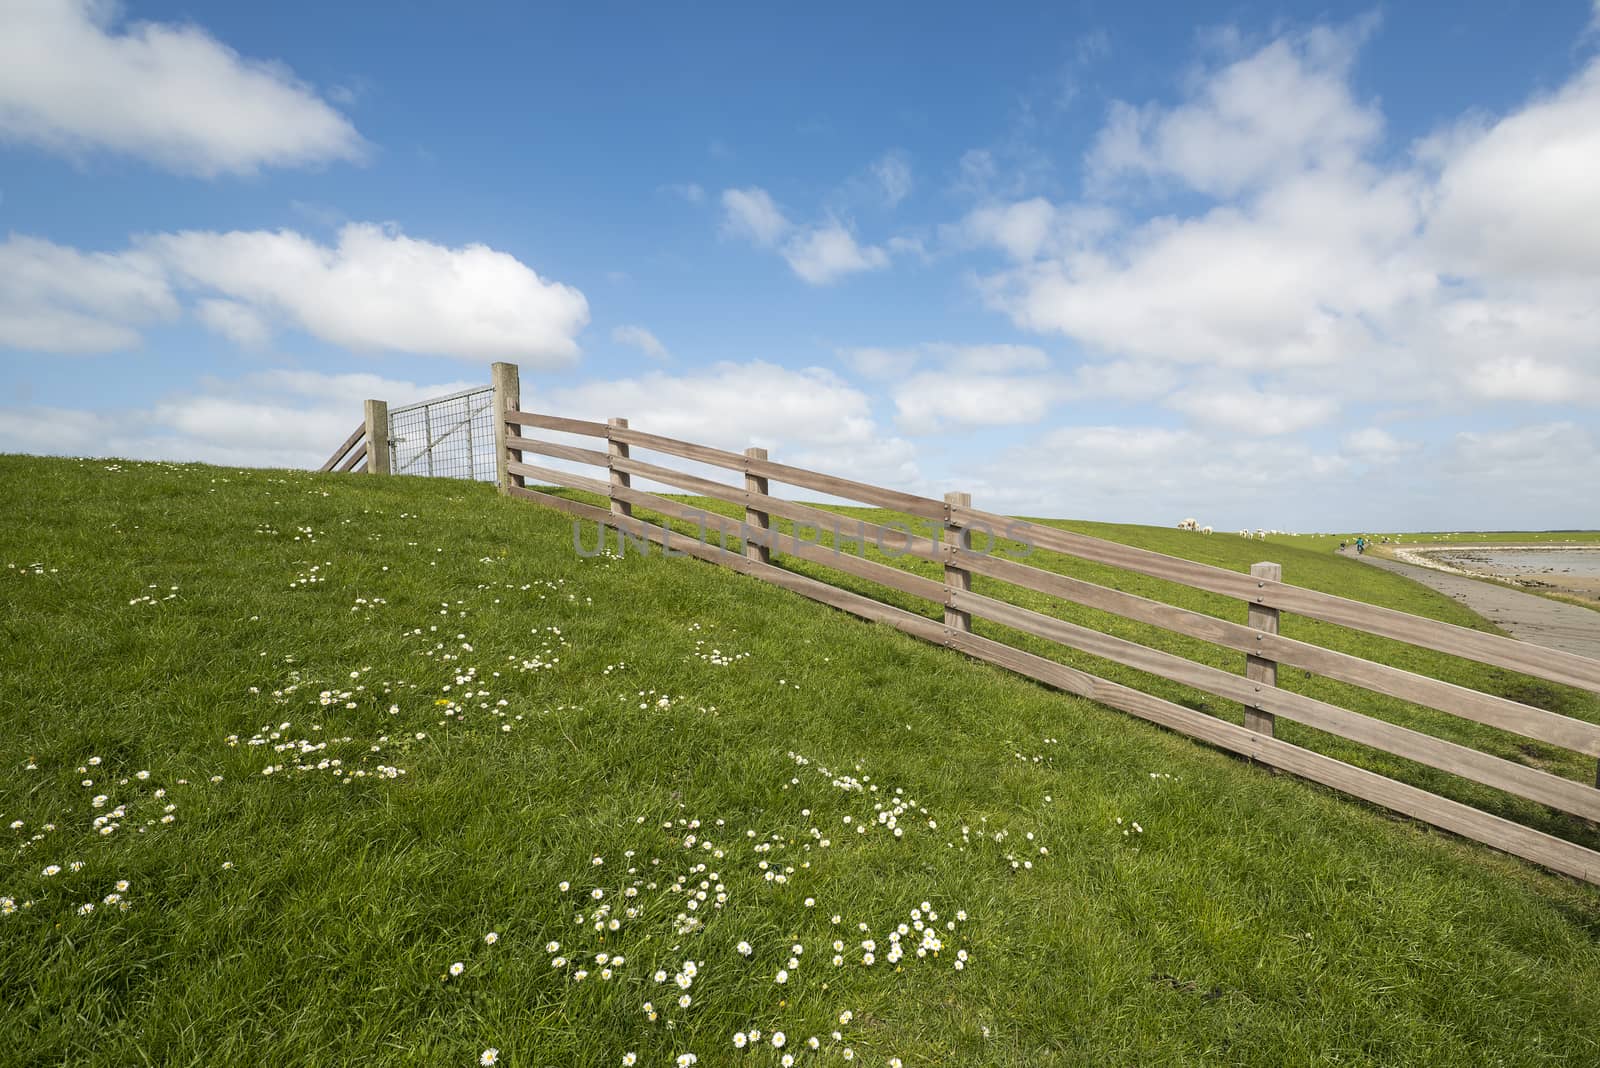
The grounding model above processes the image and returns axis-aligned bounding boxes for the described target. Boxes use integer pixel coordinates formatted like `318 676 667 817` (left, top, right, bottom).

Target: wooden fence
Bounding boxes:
327 361 1600 885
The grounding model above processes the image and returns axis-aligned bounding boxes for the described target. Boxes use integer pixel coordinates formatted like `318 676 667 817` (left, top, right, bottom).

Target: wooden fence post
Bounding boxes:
492 361 521 493
608 418 631 518
1245 561 1282 735
944 492 972 633
362 399 390 475
744 447 770 565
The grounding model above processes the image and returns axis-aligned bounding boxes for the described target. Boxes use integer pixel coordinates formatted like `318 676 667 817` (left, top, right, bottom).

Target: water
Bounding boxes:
1441 548 1600 578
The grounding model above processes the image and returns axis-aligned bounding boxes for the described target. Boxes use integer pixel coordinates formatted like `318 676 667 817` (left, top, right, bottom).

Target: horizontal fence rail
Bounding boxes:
488 400 1600 886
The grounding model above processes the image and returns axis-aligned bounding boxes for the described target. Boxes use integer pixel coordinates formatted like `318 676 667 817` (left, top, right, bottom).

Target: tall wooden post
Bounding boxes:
744 447 770 565
362 399 389 475
1244 561 1282 736
492 361 521 493
608 418 631 518
944 491 972 633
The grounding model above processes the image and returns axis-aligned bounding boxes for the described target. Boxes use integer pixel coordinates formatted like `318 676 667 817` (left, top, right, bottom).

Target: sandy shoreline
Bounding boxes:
1381 544 1600 607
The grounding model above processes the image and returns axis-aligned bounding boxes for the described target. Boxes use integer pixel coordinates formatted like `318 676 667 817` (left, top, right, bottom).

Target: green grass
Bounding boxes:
4 455 1600 1068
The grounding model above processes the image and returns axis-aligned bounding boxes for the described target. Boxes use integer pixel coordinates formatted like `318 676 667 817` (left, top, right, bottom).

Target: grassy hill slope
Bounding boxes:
3 456 1599 1067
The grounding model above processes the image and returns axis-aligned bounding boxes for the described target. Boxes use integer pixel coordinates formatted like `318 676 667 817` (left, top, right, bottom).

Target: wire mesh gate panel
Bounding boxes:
387 385 496 481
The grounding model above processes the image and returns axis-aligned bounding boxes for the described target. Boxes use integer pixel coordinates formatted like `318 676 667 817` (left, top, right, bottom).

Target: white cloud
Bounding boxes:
934 343 1050 373
1066 360 1180 401
722 186 892 285
538 361 921 489
1439 423 1600 517
1341 427 1416 463
193 298 270 348
1424 61 1600 279
1088 22 1381 197
957 423 1358 530
149 223 589 363
956 198 1059 261
611 324 670 361
1464 355 1598 404
973 17 1600 455
1167 385 1339 435
871 152 913 206
839 346 922 379
0 0 364 176
1 224 589 361
892 372 1062 433
0 234 176 352
721 187 790 245
0 369 478 469
781 223 890 285
838 342 1049 379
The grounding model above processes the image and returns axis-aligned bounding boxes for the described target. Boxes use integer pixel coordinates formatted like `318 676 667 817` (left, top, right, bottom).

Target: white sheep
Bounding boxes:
1201 525 1213 535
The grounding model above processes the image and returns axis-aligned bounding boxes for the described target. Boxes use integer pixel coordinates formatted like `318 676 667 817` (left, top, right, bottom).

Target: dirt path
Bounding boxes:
1344 549 1600 661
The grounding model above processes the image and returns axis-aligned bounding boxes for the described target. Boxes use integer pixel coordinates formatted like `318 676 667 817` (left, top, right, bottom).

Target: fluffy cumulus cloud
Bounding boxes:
968 18 1600 435
0 224 590 363
893 373 1062 433
720 186 891 285
0 0 364 175
781 223 889 285
150 224 588 363
0 235 177 352
0 369 480 469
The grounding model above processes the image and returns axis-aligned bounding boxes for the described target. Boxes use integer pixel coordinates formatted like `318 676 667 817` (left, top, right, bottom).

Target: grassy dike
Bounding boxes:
3 455 1599 1067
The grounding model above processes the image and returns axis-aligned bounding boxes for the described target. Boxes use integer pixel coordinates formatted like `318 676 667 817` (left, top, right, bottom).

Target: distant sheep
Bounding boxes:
1177 517 1199 531
1201 525 1213 535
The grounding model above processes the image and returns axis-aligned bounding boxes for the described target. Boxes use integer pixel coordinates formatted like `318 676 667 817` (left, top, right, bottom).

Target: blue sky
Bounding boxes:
3 0 1599 532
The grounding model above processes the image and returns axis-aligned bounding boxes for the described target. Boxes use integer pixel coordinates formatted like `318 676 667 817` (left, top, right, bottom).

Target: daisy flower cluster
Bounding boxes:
128 584 180 606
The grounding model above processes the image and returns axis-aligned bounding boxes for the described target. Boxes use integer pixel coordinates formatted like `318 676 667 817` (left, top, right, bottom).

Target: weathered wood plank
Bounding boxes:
504 410 609 437
506 435 610 468
952 588 1600 822
608 418 632 519
610 454 746 501
362 400 389 475
507 485 612 524
945 492 972 634
506 462 610 497
935 625 1600 886
609 426 946 517
337 442 367 473
320 425 364 472
745 454 947 519
510 478 1600 884
956 506 1600 694
1246 562 1282 736
745 448 770 566
611 482 946 603
955 548 1600 756
613 454 942 563
609 426 749 470
492 362 521 493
